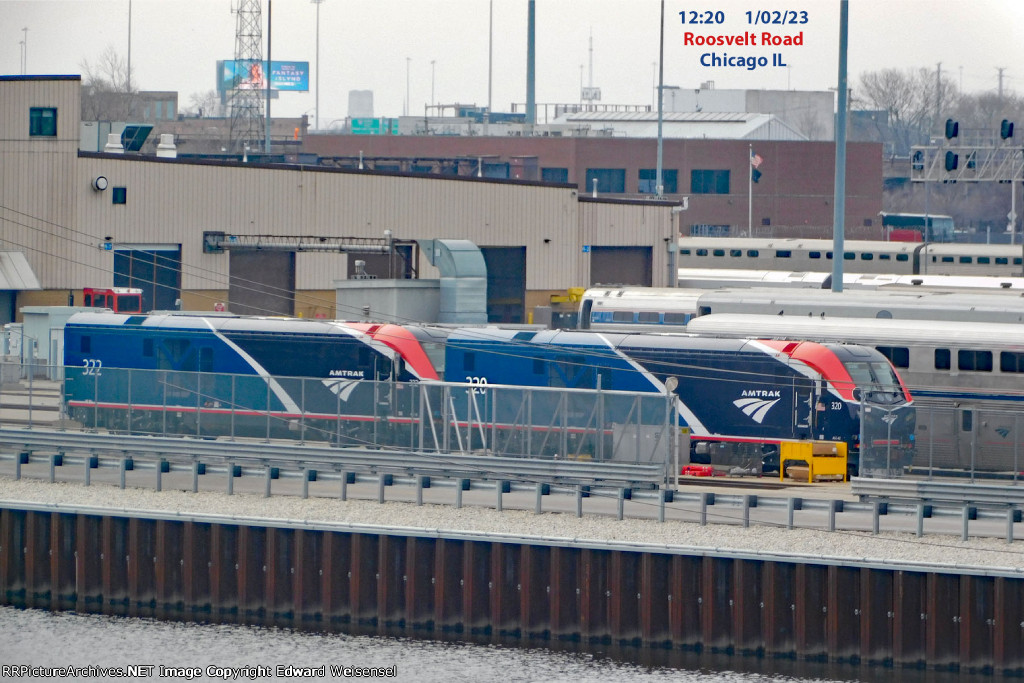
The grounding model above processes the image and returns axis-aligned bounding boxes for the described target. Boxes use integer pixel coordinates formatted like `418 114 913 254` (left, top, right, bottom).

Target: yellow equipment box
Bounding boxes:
779 441 848 483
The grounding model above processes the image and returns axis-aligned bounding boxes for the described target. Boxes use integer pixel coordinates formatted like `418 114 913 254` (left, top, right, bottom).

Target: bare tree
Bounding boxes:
80 45 137 121
180 90 223 118
857 67 959 155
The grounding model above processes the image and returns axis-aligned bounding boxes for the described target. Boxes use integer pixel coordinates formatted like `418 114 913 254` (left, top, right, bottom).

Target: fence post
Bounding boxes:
230 374 236 441
127 369 132 435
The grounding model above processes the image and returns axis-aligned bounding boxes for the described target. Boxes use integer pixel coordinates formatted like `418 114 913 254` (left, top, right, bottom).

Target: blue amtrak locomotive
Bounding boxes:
444 327 915 470
62 312 915 470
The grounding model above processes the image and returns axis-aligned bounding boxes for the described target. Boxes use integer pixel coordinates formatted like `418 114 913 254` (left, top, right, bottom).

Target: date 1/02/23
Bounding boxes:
678 10 810 25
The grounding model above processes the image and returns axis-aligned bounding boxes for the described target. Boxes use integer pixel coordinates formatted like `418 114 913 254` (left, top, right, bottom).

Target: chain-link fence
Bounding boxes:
4 361 677 468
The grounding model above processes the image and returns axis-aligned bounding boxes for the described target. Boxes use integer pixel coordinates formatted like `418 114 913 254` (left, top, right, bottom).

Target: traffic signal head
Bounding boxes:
945 118 959 139
1002 119 1015 140
944 151 958 172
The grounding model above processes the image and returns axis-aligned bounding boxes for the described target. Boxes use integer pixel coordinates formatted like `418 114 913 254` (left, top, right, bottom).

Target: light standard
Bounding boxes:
21 27 28 74
311 0 325 130
430 60 436 110
405 57 411 116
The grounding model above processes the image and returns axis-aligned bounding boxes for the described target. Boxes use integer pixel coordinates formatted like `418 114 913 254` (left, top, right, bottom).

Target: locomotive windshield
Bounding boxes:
844 360 905 405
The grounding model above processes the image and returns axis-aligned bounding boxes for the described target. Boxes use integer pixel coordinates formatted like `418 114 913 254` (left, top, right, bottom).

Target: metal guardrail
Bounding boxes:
851 477 1024 509
0 427 665 489
3 429 1023 542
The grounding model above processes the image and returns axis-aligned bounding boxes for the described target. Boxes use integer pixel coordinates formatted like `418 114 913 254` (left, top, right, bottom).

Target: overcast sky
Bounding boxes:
2 0 1021 126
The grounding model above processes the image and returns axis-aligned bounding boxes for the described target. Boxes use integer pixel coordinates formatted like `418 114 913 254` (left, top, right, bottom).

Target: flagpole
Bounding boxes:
748 144 753 236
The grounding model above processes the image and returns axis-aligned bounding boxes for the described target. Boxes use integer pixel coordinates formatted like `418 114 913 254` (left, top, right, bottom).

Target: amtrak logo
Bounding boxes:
734 390 782 424
881 413 898 426
323 378 360 402
997 426 1012 439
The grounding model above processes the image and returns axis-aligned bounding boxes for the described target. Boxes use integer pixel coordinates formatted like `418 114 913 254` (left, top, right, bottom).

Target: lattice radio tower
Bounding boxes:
229 0 265 152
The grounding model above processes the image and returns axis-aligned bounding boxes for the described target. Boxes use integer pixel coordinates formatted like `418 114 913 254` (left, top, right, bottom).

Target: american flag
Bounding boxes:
750 151 764 168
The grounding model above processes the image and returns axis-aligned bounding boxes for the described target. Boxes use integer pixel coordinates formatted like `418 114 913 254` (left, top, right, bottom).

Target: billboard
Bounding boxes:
218 60 310 93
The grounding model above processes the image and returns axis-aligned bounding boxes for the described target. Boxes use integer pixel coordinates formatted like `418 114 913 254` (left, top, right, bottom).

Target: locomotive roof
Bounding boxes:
66 312 369 336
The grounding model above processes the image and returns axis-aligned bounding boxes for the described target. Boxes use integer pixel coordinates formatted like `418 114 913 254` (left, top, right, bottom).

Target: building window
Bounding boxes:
541 167 569 183
690 169 730 194
638 169 678 194
29 107 57 137
585 168 626 193
112 187 127 204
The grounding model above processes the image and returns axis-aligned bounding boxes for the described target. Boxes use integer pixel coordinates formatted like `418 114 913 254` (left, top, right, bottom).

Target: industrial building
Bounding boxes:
303 134 884 240
0 75 680 326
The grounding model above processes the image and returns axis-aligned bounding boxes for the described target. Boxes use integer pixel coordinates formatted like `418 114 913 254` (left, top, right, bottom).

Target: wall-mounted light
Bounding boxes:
92 176 108 191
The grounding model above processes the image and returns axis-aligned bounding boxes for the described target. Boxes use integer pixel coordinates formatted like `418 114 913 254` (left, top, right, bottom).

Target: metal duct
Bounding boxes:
419 239 488 324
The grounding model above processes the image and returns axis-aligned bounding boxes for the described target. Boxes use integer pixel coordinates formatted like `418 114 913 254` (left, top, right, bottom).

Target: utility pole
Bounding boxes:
831 0 849 293
997 67 1006 102
935 62 942 131
312 0 325 130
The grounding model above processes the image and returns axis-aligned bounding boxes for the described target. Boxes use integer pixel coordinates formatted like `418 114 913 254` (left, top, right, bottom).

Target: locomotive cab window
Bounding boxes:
80 336 91 353
199 347 214 373
142 338 154 357
463 352 475 372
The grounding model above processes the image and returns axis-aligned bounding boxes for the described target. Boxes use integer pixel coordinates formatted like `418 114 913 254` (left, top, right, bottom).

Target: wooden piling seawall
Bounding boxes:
1 503 1021 676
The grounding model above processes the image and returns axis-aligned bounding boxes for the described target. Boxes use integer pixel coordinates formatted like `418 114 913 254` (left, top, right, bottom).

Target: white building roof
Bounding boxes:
551 111 807 140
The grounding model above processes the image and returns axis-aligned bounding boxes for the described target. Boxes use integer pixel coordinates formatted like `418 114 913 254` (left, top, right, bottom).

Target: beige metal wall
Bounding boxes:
0 77 82 288
577 199 677 287
3 77 678 307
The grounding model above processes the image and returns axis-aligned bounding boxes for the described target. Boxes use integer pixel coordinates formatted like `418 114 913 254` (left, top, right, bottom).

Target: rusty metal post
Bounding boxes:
892 570 927 667
959 574 995 670
794 563 828 658
405 536 434 631
859 568 894 663
75 514 101 614
378 534 406 629
994 576 1024 670
827 565 861 659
